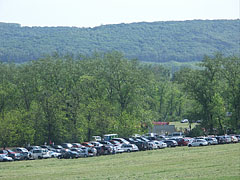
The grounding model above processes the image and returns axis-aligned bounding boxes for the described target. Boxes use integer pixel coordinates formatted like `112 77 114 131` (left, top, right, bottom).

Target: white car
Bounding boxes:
188 139 208 147
112 138 130 144
204 137 218 145
181 119 189 123
153 141 167 149
29 149 43 159
49 150 61 158
115 145 124 153
42 148 51 159
121 144 139 152
0 154 13 162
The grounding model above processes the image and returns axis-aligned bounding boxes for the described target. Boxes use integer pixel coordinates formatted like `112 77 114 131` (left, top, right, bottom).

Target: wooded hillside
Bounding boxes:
0 20 239 63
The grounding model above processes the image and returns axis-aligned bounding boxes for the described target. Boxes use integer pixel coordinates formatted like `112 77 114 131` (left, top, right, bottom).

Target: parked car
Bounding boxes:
126 138 148 151
181 119 189 123
235 135 240 142
61 143 73 149
230 135 238 143
71 148 88 158
42 148 51 159
12 148 29 160
215 136 226 144
112 138 130 144
59 149 79 159
0 154 13 162
121 143 139 152
49 150 61 158
90 141 103 147
5 149 21 161
204 137 218 145
163 140 178 147
81 142 94 148
137 137 158 150
72 143 84 148
188 139 208 147
0 149 8 156
177 138 192 146
92 136 102 141
153 140 167 149
29 149 43 159
99 141 115 154
222 136 232 144
25 146 41 151
52 145 64 152
109 140 124 153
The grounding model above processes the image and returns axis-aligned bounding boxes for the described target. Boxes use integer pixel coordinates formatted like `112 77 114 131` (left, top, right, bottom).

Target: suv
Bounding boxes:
188 139 208 147
29 149 43 159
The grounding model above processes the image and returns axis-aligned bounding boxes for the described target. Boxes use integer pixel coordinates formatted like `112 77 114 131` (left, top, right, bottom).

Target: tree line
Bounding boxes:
0 52 239 147
0 19 239 63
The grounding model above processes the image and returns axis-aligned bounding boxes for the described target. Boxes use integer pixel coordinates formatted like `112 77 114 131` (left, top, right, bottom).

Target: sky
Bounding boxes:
0 0 239 27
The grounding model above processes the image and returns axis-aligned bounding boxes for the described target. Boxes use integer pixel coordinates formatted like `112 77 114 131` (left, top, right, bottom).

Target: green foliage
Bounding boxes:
186 125 205 137
175 54 240 134
0 20 239 63
0 52 239 147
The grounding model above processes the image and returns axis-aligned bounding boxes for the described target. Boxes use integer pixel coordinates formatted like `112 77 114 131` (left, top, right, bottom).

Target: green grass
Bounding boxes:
170 122 197 131
0 144 239 180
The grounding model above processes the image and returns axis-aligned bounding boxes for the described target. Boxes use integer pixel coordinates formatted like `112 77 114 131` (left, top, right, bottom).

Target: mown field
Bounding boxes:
0 143 239 180
169 122 197 131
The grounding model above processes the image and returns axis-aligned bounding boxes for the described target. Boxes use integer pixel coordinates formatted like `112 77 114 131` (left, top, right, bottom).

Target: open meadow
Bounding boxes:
0 143 239 180
169 122 197 131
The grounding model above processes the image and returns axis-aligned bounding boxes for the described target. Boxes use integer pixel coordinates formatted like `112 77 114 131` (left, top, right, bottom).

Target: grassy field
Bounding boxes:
169 122 197 131
0 143 239 180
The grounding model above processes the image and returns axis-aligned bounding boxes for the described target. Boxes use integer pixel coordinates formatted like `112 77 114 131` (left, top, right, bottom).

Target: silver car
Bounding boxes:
188 139 208 147
204 137 218 145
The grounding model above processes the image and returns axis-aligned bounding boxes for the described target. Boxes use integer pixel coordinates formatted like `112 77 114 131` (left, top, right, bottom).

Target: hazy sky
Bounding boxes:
0 0 239 27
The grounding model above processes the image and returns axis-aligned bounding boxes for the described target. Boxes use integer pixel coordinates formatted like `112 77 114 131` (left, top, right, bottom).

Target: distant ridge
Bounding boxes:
0 19 239 63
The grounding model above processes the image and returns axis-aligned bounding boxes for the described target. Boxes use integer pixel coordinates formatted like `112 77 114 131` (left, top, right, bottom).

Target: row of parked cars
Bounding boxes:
0 134 239 162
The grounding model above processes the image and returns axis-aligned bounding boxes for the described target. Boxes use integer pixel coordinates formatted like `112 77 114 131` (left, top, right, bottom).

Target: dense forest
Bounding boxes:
0 52 239 147
0 20 239 63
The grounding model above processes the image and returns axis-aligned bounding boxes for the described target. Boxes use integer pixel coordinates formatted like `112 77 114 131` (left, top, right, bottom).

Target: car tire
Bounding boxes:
127 149 130 153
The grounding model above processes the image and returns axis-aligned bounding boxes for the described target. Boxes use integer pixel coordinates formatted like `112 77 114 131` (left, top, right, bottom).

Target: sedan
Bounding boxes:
153 141 167 149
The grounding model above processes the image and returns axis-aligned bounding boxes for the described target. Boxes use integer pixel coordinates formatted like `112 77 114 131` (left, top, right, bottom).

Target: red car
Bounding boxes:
81 142 94 147
177 138 192 146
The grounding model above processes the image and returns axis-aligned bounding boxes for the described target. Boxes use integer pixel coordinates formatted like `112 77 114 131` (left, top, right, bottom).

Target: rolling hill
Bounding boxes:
0 19 239 63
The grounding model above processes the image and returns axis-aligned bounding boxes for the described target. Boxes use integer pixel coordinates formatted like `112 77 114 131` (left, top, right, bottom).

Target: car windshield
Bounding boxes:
141 137 149 141
33 150 42 153
19 148 28 152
